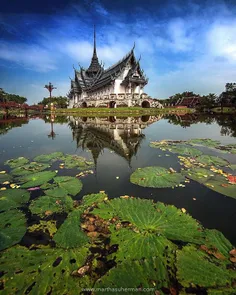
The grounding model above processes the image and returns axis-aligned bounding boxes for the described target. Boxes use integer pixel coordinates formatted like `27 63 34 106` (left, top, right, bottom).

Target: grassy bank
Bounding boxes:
211 107 236 114
50 107 195 116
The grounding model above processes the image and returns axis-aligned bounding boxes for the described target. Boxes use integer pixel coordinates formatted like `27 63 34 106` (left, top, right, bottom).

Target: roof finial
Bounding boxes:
93 24 97 56
132 42 135 50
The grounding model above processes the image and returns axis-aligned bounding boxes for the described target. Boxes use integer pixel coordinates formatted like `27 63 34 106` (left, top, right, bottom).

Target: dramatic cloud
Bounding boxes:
0 0 236 103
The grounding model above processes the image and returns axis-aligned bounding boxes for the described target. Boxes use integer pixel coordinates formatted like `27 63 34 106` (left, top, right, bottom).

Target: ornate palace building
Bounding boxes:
68 29 163 109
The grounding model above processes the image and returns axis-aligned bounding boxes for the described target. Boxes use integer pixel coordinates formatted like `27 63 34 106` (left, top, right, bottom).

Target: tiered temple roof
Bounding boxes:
69 28 148 97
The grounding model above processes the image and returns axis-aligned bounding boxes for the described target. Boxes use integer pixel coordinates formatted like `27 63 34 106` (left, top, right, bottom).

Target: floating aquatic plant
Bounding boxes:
0 209 26 251
11 162 49 176
53 176 83 196
0 189 30 212
28 220 57 238
130 166 185 188
18 171 57 188
4 156 29 168
195 155 229 167
0 246 90 294
63 154 94 170
183 167 236 199
29 195 74 217
53 210 89 248
33 152 64 163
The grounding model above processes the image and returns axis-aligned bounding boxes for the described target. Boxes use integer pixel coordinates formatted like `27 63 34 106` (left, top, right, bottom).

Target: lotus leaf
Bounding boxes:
205 229 233 258
188 138 221 148
40 182 58 190
0 246 91 294
63 154 94 170
53 210 89 248
0 189 30 212
28 220 57 237
53 176 83 196
167 145 203 157
0 210 26 250
4 156 29 168
29 195 74 217
11 162 49 176
33 152 64 163
0 173 12 184
130 166 185 188
93 198 204 244
95 258 171 295
44 187 68 198
176 245 236 289
109 227 176 261
81 192 108 208
183 167 236 199
195 155 229 167
19 171 57 188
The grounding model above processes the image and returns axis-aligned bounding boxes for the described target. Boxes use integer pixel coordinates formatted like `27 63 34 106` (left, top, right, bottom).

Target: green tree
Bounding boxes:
38 96 68 108
0 88 27 104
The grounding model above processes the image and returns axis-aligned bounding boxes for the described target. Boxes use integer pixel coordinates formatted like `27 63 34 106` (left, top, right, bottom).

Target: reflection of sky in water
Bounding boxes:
0 116 236 244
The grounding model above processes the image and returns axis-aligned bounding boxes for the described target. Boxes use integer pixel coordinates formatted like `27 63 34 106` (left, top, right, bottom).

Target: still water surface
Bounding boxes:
0 113 236 244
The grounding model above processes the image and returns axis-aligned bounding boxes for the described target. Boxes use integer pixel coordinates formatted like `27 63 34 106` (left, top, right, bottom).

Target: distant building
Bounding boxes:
68 28 163 109
175 97 201 108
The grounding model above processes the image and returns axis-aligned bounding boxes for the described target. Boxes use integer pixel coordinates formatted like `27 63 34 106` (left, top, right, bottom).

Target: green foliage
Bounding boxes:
11 162 49 176
183 167 236 199
0 173 12 184
38 96 68 108
205 229 233 258
54 176 83 196
0 88 27 103
33 152 64 163
28 220 58 237
130 166 185 188
0 246 90 294
150 141 203 156
188 138 221 148
95 258 171 294
93 198 204 243
53 210 89 248
63 154 94 170
0 189 30 211
29 195 74 217
176 245 236 288
195 155 229 167
19 171 57 188
4 157 29 168
81 192 108 208
0 210 26 250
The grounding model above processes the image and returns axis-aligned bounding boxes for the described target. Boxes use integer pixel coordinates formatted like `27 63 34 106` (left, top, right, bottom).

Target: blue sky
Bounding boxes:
0 0 236 104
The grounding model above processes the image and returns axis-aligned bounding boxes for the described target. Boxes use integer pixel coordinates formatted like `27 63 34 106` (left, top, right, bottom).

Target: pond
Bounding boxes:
0 112 236 294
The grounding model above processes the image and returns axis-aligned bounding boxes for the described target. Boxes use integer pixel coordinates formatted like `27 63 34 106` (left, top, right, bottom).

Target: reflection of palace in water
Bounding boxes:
69 116 162 166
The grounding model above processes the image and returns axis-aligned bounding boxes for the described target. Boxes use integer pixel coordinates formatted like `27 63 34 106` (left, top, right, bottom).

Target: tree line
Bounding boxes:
38 96 68 108
0 88 27 104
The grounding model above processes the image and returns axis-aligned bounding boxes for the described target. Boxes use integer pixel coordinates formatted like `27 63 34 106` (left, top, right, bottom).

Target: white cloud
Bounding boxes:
0 42 57 72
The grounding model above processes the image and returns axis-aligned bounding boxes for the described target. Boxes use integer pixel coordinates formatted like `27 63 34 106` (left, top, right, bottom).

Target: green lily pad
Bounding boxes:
81 192 108 208
93 198 204 244
63 154 94 170
167 145 203 157
205 229 233 258
188 138 221 148
0 210 26 250
183 167 236 199
4 157 29 168
33 152 64 163
195 155 229 167
177 245 236 289
11 162 49 176
40 182 58 190
29 195 74 217
53 210 89 248
19 171 57 188
130 166 185 188
44 187 68 198
54 176 83 196
0 189 30 212
0 173 12 184
0 246 91 294
95 258 171 294
28 220 58 237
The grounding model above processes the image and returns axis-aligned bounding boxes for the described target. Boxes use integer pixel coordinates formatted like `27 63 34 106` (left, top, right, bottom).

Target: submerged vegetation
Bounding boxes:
0 136 235 294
